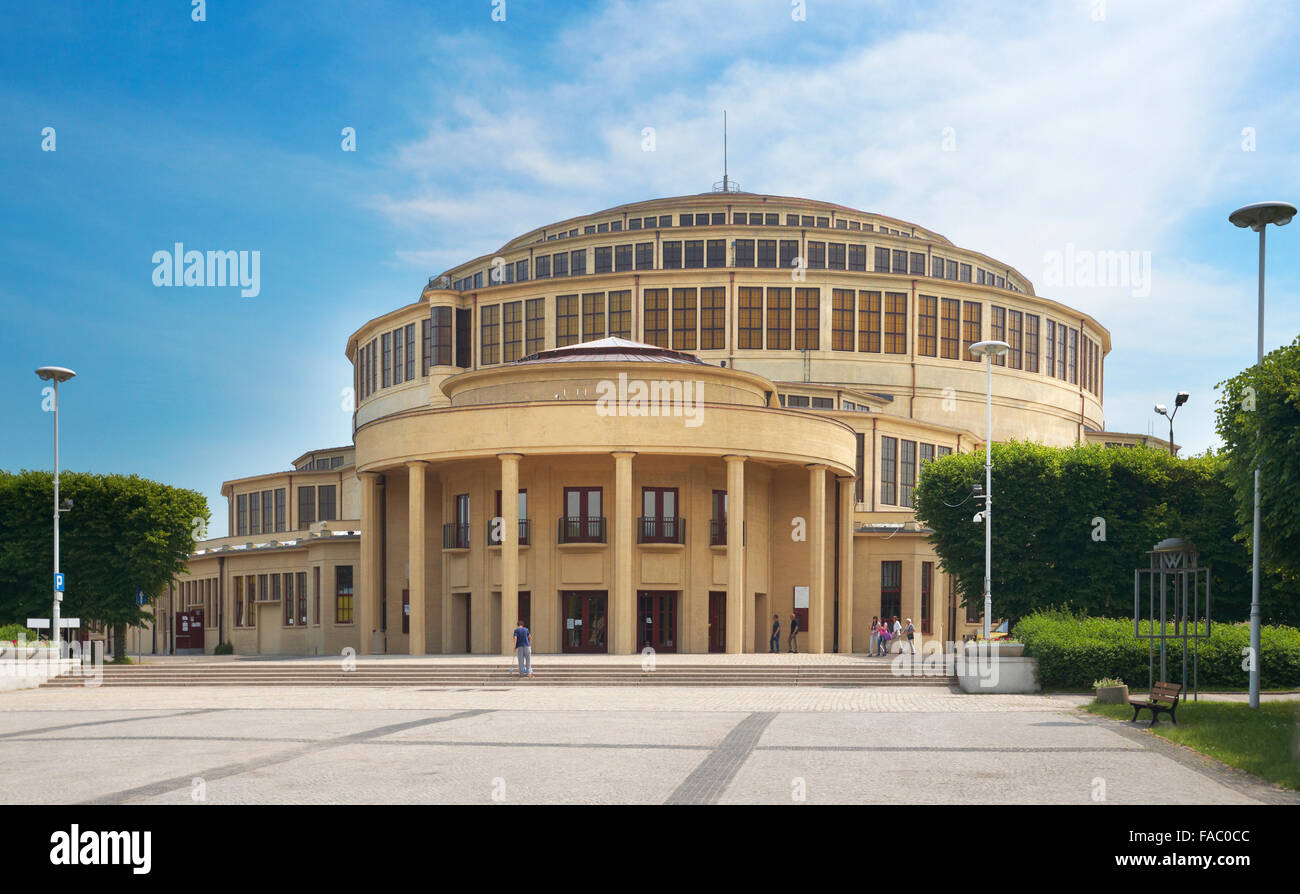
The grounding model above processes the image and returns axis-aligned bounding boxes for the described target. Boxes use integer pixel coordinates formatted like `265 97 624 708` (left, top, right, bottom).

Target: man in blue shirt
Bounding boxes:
513 620 533 678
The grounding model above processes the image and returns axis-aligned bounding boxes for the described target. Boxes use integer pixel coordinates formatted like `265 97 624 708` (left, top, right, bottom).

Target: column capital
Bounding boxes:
805 463 829 472
497 452 524 462
406 460 429 469
722 454 748 464
611 450 637 460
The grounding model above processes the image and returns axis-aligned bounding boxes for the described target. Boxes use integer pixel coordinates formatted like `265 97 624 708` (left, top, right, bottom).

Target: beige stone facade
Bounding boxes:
169 193 1138 657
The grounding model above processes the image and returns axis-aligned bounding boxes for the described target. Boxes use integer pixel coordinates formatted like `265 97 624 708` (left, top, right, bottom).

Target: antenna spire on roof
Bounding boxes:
713 110 741 193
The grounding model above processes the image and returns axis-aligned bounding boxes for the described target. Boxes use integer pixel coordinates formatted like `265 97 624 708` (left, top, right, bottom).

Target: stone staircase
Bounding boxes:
41 661 955 688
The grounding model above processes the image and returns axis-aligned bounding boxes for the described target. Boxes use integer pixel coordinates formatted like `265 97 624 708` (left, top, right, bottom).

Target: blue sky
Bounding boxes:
2 0 1297 537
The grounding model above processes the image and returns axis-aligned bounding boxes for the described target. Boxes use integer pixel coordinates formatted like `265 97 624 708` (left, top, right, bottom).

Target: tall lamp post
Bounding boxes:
968 340 1010 639
1228 200 1296 710
35 366 77 657
1153 392 1189 456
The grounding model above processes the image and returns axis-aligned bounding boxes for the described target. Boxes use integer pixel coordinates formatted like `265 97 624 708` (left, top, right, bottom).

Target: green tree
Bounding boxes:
913 442 1290 627
0 470 208 658
1215 335 1300 582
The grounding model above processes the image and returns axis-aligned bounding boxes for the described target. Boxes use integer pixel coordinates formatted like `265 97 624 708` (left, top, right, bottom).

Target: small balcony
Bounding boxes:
442 522 470 550
487 519 531 547
558 516 606 544
709 519 745 547
638 516 685 545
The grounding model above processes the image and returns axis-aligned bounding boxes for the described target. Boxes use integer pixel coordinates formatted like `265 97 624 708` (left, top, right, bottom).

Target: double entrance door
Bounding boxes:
175 608 204 651
636 591 677 653
562 591 607 653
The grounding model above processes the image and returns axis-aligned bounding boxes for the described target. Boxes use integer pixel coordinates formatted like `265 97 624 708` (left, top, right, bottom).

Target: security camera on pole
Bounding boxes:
968 340 1010 639
35 366 76 658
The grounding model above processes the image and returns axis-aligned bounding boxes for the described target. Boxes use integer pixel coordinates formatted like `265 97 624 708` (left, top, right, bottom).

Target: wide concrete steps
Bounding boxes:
42 663 955 688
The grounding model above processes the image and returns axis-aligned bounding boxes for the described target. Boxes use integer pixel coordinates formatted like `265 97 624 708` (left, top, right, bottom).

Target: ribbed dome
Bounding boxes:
515 337 708 366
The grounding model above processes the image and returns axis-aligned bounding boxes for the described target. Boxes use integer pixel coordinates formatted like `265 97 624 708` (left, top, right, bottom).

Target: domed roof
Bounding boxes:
514 337 708 366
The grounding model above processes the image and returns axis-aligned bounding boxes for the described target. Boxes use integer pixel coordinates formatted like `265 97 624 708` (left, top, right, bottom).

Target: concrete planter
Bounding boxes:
956 655 1040 693
1094 684 1129 704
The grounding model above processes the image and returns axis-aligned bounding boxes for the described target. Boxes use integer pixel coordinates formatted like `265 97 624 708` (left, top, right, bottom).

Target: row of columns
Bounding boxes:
358 454 855 656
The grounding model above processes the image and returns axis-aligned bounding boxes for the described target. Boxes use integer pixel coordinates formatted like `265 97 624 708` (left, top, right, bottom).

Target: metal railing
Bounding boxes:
639 516 685 544
557 516 606 544
442 522 470 550
487 519 531 546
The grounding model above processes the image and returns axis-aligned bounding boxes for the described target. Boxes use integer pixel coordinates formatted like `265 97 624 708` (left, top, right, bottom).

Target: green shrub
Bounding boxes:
0 623 38 642
213 641 233 655
1013 610 1300 691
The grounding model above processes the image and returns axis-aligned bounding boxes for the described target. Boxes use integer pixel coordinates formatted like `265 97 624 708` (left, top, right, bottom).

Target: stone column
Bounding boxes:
807 464 827 654
724 455 746 654
837 475 855 653
499 453 522 655
407 462 427 655
358 472 383 655
612 452 636 655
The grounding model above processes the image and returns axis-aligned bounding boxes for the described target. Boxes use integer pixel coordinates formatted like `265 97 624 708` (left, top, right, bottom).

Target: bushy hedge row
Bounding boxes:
1012 610 1300 691
0 623 38 643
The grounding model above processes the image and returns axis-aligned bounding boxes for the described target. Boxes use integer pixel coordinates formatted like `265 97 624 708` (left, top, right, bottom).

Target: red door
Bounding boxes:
175 612 191 650
708 591 726 653
189 608 204 650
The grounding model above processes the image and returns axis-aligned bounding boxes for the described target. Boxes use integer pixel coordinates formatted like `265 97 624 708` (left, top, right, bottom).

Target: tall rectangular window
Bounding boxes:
884 292 908 354
706 239 726 268
910 252 926 276
335 566 354 624
921 562 933 634
683 240 704 268
880 436 898 505
421 318 431 375
662 241 682 269
502 301 522 362
313 567 320 625
608 290 631 339
858 291 881 353
671 288 697 350
900 439 917 508
806 241 826 269
848 244 866 271
832 289 855 352
892 249 908 274
582 292 605 342
405 323 416 380
1045 320 1057 378
283 572 294 626
556 295 579 347
875 247 891 271
766 287 791 350
918 295 938 357
1007 309 1023 370
274 488 286 532
382 332 392 387
318 485 337 522
990 306 1006 366
1068 327 1078 384
881 561 902 621
700 287 725 350
1024 314 1040 372
432 306 452 367
236 494 248 536
480 304 500 365
525 298 545 355
635 242 654 270
298 486 315 528
779 240 799 269
234 576 244 627
828 243 846 270
738 287 763 349
393 328 404 385
1057 321 1068 379
643 289 669 348
855 432 866 503
734 239 755 267
962 302 982 361
613 244 633 272
249 491 261 533
594 246 612 274
570 249 586 275
535 254 550 278
940 299 960 359
553 252 568 277
757 239 777 268
795 288 819 350
297 570 308 626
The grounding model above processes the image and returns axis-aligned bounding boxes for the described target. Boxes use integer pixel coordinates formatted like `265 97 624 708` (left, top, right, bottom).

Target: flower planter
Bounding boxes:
1095 684 1129 704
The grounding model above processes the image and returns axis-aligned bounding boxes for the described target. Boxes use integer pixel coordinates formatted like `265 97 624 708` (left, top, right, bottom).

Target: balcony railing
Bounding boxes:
442 522 470 550
558 516 606 544
638 516 685 544
487 519 531 546
710 518 726 546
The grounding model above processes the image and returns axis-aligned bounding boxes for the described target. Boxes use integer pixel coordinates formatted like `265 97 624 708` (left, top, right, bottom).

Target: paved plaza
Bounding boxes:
1 683 1294 805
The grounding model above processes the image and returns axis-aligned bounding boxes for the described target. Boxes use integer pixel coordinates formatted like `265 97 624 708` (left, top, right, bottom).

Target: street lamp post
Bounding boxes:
1229 200 1296 710
35 366 76 658
968 340 1010 639
1153 392 1189 457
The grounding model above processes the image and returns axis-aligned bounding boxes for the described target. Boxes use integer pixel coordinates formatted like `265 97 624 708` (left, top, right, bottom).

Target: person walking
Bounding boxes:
904 618 917 656
769 614 781 654
788 611 800 653
891 616 903 655
869 615 879 657
512 619 533 678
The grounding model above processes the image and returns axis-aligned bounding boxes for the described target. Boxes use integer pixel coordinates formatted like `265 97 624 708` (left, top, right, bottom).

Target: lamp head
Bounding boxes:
1155 404 1168 416
1175 391 1189 407
1229 201 1296 231
35 366 77 383
968 340 1010 360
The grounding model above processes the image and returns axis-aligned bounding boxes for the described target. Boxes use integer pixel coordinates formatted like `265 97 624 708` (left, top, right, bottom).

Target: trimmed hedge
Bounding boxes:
1012 610 1300 691
0 623 38 643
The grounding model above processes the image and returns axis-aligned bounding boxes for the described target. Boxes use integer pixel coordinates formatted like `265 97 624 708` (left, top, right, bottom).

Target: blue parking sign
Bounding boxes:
54 573 65 592
137 589 146 605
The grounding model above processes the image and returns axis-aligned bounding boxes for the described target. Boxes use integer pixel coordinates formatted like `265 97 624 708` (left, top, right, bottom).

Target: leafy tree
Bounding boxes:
0 470 208 658
913 442 1291 627
1215 335 1300 582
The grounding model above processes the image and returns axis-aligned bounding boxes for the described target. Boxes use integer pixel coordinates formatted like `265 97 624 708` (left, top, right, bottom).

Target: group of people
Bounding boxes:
870 615 917 656
768 612 801 653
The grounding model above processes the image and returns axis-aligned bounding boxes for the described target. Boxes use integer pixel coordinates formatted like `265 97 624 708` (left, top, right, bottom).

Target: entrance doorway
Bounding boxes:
708 591 726 653
636 591 677 653
175 608 204 650
451 593 471 653
561 591 607 653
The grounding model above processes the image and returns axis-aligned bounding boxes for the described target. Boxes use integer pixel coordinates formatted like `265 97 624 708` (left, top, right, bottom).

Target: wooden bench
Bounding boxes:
1130 681 1182 725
